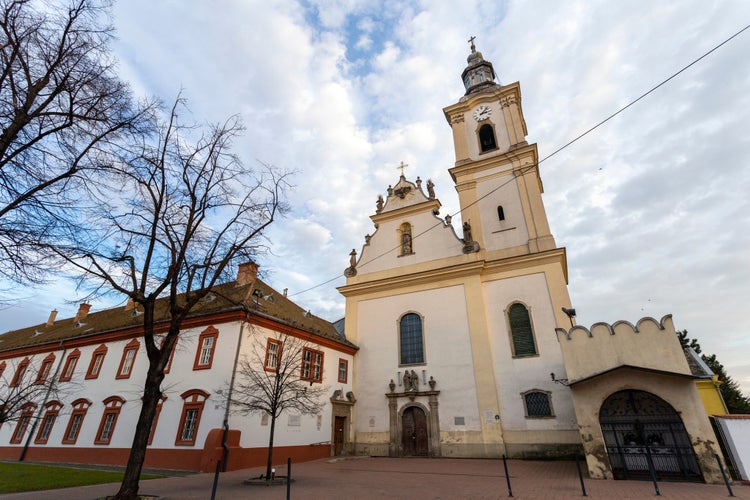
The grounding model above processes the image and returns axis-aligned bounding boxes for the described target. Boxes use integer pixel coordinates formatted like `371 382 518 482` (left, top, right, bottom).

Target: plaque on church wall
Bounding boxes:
454 416 465 426
484 410 495 424
288 414 301 427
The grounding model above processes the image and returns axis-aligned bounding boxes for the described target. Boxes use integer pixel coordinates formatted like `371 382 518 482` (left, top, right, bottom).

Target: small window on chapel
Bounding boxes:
399 223 413 256
479 124 497 152
497 205 505 221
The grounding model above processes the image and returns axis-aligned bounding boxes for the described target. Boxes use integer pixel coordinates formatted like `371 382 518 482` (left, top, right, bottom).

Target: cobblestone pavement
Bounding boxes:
2 457 747 499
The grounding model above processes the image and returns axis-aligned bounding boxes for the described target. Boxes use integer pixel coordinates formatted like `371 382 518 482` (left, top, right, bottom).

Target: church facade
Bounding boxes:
339 43 724 483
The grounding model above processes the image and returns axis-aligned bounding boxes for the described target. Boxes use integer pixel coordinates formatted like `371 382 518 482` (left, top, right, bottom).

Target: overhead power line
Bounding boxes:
290 22 750 299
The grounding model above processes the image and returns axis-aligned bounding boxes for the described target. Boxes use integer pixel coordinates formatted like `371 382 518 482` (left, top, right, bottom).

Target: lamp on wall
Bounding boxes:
561 307 576 328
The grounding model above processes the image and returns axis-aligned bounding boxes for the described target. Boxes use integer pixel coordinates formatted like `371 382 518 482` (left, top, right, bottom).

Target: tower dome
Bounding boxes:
461 37 499 95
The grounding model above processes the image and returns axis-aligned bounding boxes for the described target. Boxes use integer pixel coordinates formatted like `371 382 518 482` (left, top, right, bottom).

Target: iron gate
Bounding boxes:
599 390 703 482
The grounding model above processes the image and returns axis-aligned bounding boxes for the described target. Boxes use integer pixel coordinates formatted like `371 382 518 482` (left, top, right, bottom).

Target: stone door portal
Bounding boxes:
402 406 428 456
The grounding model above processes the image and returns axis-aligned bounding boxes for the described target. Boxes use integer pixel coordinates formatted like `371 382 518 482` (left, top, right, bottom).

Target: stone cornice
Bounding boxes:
371 198 442 224
449 142 538 183
339 247 568 296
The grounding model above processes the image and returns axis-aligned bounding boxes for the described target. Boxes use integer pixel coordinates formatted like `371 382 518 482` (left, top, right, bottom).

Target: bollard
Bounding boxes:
210 460 222 500
287 456 292 500
575 455 588 497
502 454 513 497
715 454 735 497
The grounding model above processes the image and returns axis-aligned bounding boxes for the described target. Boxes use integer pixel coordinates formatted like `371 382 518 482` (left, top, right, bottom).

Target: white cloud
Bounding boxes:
2 0 749 395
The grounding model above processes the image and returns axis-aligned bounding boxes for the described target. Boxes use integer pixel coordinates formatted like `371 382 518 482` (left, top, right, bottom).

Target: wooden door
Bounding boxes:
334 416 345 455
401 407 428 456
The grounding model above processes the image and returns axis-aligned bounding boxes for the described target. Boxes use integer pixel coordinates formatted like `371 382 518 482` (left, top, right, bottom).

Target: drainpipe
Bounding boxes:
220 315 247 471
20 340 66 462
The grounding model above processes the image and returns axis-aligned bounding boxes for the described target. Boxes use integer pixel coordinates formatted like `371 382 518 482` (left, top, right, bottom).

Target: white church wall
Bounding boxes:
474 166 530 251
353 284 480 446
483 272 577 433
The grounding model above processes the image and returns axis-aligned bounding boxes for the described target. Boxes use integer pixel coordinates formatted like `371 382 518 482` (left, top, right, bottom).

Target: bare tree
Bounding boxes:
54 97 288 499
231 329 327 481
0 0 153 283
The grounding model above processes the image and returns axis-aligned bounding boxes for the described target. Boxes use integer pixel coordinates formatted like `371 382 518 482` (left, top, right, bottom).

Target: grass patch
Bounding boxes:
0 462 163 493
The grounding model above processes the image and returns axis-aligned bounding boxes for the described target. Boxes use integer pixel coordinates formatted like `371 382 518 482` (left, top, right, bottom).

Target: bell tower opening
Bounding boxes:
479 124 497 152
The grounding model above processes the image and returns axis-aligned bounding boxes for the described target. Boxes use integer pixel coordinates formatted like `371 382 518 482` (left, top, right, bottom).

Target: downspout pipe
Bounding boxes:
221 314 247 471
20 340 66 462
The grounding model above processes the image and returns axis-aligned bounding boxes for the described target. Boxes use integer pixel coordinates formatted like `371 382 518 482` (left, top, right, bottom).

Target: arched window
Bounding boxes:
508 303 537 357
497 205 505 221
399 313 424 365
522 390 553 418
399 223 413 256
479 124 497 152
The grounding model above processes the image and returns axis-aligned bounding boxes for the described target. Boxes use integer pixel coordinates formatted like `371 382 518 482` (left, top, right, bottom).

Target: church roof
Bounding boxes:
0 277 355 355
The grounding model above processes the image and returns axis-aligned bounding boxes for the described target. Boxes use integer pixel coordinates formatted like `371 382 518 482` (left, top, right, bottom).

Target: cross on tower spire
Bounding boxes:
468 35 476 52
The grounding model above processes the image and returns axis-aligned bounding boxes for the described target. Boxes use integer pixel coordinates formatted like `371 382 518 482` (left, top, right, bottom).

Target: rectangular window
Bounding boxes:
59 350 81 382
36 414 56 443
65 414 83 442
180 409 199 442
35 358 54 384
338 358 348 383
193 327 218 370
120 349 135 376
89 354 104 377
99 413 116 442
301 348 323 383
86 345 108 380
10 415 31 444
264 339 281 371
116 340 139 380
199 337 214 366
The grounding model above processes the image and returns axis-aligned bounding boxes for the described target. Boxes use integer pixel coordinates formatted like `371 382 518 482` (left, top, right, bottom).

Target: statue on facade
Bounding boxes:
427 179 435 199
376 195 384 213
403 369 419 391
462 221 472 242
344 249 358 277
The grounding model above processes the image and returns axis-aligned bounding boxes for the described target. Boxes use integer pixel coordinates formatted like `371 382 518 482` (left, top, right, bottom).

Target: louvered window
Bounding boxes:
509 303 537 357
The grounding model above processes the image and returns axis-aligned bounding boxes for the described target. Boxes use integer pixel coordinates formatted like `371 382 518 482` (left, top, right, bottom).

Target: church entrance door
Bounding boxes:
334 416 346 455
401 406 428 456
599 390 702 482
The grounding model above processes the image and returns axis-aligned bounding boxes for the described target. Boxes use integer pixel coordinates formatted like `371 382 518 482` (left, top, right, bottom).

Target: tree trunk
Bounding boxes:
114 363 164 499
266 414 276 480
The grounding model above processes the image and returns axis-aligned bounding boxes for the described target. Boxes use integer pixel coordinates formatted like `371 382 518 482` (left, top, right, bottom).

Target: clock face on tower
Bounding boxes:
473 105 491 121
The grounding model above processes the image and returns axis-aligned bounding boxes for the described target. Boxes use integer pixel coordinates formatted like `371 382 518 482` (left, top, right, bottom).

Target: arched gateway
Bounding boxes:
599 390 702 481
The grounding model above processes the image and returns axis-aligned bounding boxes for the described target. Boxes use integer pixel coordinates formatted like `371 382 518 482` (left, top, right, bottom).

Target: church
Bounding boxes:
0 43 732 483
338 41 725 483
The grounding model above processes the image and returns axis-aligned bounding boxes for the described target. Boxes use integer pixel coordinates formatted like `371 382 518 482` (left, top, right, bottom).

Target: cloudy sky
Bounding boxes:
2 0 749 393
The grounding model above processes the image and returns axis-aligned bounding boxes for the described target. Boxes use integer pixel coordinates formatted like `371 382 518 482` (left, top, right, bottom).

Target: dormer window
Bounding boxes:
479 124 497 152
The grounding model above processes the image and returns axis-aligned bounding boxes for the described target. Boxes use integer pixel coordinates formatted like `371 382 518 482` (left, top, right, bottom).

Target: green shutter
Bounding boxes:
509 304 536 356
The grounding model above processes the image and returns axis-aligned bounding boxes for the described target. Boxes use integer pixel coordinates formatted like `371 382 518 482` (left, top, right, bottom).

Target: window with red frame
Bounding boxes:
148 395 167 445
159 336 177 374
10 403 36 444
95 396 125 445
264 339 282 371
10 358 30 387
338 358 348 383
0 361 6 379
175 389 209 446
301 348 323 383
193 326 218 370
35 353 56 384
62 398 91 444
34 401 62 444
116 339 140 379
85 345 108 380
59 349 81 382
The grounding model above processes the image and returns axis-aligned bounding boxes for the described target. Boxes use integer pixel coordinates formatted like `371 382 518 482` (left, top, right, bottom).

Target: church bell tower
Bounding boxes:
443 40 556 260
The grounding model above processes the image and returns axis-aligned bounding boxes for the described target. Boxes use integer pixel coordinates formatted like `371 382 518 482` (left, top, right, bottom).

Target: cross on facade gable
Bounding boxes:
397 161 408 177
